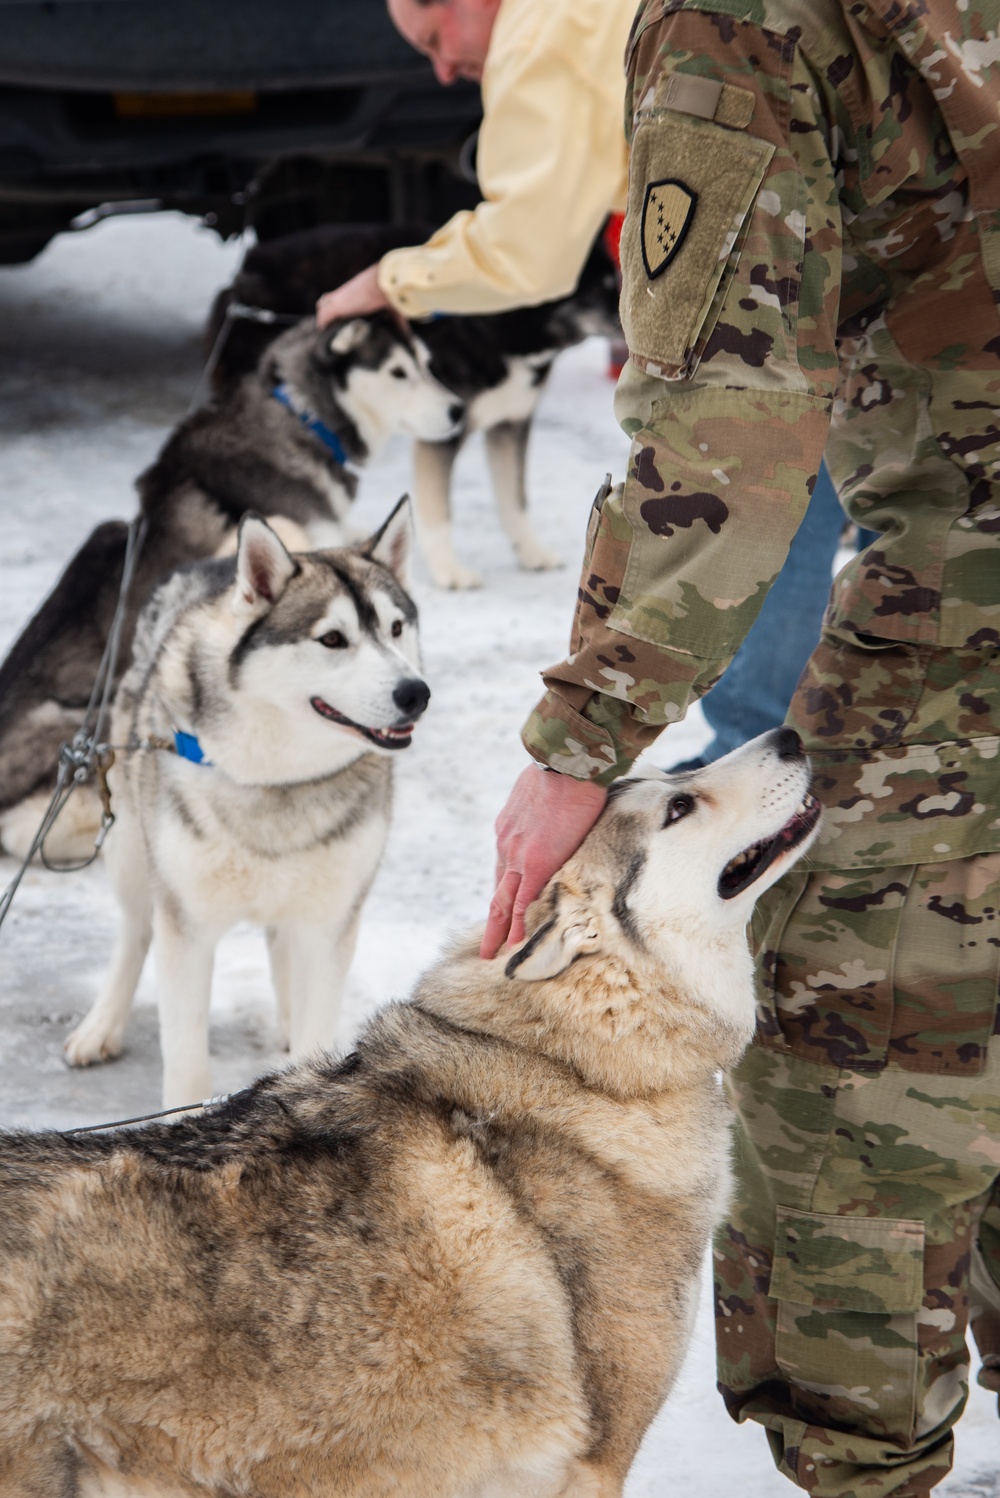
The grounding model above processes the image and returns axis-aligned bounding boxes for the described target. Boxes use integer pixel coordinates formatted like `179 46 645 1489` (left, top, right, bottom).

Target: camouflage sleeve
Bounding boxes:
521 1 842 784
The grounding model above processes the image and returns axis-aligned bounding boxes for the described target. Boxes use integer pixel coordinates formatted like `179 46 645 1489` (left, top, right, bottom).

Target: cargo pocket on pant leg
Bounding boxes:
749 870 808 1048
889 854 1000 1077
771 1207 924 1446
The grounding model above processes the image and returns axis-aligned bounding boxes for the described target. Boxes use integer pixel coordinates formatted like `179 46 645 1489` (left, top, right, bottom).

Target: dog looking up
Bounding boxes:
0 315 461 862
0 729 820 1498
209 221 622 589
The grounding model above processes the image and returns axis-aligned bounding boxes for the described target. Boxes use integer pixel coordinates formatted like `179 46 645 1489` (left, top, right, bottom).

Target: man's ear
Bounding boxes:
233 513 298 616
365 495 411 588
504 901 602 982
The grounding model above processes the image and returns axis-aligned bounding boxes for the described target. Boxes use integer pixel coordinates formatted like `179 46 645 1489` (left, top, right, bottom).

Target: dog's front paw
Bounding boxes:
516 543 562 573
431 562 484 591
64 1013 125 1068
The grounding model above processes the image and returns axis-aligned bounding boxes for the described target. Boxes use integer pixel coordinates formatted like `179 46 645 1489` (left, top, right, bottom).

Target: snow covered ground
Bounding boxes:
0 214 995 1494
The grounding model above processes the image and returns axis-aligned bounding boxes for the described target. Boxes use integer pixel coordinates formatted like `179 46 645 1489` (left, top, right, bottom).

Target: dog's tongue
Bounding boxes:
310 696 414 751
718 793 820 899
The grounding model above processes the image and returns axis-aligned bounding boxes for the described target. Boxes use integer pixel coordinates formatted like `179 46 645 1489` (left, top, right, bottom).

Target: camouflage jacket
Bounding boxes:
522 0 1000 869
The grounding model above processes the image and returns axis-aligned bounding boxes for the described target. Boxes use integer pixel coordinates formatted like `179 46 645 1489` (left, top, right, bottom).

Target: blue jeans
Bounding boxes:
695 464 846 763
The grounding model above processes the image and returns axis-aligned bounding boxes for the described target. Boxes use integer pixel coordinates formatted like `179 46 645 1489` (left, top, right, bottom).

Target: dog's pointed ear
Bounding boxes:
364 495 411 587
504 898 602 983
326 318 370 358
233 513 298 615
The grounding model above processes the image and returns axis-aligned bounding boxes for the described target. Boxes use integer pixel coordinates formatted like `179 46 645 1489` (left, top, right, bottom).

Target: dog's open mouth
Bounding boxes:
310 696 414 750
718 793 821 899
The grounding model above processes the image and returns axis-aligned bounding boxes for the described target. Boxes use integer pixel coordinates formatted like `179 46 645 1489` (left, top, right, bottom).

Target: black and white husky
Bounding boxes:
209 222 621 589
0 315 461 860
64 502 426 1108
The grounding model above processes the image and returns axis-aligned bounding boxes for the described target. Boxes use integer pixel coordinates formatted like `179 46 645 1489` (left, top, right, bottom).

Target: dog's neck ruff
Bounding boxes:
272 381 349 467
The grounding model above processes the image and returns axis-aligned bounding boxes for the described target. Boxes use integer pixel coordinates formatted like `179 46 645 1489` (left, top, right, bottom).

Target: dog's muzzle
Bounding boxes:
311 678 430 751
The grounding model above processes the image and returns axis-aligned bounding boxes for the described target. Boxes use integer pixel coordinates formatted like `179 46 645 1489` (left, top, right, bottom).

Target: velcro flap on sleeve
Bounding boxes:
620 111 774 379
770 1207 925 1315
716 84 755 129
658 74 755 129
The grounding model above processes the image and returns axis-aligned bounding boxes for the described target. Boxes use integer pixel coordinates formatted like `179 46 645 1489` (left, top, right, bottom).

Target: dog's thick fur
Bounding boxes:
0 315 460 861
64 504 429 1109
209 221 621 589
0 730 819 1498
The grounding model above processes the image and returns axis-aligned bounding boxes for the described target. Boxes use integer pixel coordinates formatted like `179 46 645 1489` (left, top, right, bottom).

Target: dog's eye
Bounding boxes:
664 793 695 826
391 620 403 638
389 366 408 380
318 630 349 650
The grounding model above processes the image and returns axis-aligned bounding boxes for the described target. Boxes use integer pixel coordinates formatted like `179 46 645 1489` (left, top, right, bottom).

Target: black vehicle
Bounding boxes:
0 0 482 263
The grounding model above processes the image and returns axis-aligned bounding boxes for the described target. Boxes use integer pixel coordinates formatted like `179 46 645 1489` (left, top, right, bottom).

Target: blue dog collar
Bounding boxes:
272 382 348 466
173 729 213 766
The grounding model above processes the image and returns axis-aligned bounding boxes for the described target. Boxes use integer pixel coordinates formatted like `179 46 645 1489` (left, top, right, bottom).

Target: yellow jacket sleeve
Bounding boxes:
378 0 632 318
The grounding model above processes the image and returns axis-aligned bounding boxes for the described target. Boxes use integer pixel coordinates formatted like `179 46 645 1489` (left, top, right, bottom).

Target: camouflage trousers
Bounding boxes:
715 853 1000 1498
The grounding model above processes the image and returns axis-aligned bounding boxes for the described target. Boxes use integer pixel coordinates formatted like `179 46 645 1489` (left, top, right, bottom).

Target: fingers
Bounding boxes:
480 869 521 960
479 855 549 959
315 265 390 328
507 882 535 952
483 766 609 962
315 292 341 329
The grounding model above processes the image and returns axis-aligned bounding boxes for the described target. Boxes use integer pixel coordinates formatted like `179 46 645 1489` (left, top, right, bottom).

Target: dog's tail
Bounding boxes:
0 521 132 812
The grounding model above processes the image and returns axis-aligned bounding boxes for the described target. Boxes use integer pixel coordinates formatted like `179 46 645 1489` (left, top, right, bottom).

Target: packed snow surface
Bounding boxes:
0 215 995 1495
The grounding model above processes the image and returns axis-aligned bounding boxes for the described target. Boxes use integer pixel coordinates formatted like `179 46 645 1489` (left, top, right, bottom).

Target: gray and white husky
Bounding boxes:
64 500 427 1108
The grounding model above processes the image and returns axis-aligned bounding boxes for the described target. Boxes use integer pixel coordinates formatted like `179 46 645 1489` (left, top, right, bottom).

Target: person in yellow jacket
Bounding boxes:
315 0 633 326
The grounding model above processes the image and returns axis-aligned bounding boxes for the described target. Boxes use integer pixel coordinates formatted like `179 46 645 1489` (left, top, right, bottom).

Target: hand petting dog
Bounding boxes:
316 262 390 326
481 766 607 958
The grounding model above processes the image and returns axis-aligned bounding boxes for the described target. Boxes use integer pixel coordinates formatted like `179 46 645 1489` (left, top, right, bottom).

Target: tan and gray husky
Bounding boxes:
0 728 819 1498
64 501 428 1109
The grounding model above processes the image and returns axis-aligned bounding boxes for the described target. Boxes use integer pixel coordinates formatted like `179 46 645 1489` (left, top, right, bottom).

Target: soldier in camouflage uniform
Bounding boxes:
483 2 1000 1494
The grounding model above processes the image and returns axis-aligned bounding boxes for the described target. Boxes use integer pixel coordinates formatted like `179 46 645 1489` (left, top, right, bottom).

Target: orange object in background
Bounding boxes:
114 91 257 118
603 212 627 378
603 212 624 268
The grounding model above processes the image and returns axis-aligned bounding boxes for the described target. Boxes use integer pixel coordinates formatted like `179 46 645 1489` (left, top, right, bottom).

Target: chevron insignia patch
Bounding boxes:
641 179 698 279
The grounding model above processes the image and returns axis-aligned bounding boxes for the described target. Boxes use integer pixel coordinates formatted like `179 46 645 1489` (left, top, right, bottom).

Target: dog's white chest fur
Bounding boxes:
149 759 390 927
466 354 552 431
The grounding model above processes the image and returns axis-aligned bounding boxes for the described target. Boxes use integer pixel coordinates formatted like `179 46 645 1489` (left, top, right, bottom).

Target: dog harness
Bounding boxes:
271 382 348 467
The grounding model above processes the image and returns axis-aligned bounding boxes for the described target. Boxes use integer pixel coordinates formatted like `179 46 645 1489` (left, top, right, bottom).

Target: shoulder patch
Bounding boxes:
641 180 698 279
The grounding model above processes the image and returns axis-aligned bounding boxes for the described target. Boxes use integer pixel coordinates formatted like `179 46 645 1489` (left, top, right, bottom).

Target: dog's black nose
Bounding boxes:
774 727 803 761
448 402 465 426
393 678 431 720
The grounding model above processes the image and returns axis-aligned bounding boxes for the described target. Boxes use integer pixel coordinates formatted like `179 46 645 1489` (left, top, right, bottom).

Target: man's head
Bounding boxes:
387 0 502 86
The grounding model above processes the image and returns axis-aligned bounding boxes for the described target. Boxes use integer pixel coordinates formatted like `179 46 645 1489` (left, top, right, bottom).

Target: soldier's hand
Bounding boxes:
481 765 607 959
